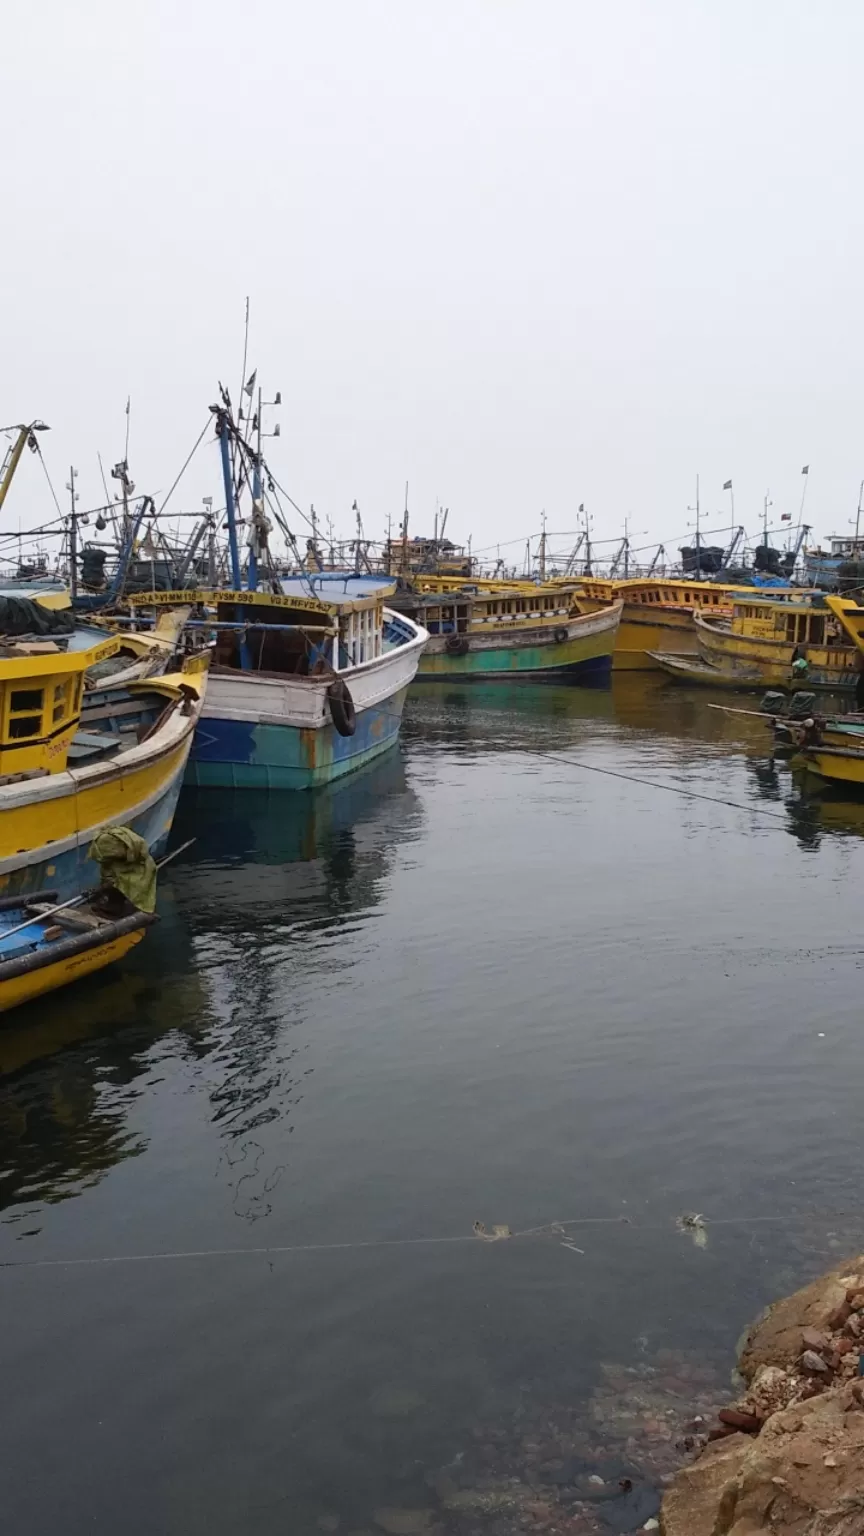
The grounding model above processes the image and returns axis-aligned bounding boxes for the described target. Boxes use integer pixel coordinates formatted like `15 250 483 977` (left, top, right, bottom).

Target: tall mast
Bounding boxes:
539 510 547 581
66 466 79 601
216 408 242 590
695 474 701 569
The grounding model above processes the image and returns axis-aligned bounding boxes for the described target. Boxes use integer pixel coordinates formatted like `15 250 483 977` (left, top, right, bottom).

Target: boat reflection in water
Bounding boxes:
401 680 617 758
0 750 422 1216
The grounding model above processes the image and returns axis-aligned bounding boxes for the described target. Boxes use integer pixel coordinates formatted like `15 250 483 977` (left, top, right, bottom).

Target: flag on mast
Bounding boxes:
244 370 257 397
723 480 732 490
801 465 809 475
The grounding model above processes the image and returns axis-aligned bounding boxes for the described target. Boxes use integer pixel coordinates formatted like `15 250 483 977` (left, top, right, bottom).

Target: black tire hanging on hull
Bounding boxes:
327 677 357 737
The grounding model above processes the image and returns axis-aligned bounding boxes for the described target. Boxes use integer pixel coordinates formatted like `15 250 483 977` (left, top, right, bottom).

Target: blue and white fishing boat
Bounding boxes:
182 576 427 790
135 389 428 790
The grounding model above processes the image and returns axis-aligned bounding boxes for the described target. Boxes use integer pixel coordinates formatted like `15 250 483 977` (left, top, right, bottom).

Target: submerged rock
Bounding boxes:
372 1509 435 1535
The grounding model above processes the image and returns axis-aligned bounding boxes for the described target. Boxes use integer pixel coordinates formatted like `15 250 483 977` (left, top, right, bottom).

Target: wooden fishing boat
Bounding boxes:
0 619 206 899
134 579 426 790
692 594 860 690
799 742 864 788
390 581 622 681
648 651 769 688
0 889 155 1013
573 577 764 671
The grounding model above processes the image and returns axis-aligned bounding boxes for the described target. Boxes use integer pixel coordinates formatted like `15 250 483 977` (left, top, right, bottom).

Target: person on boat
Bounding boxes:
87 827 158 917
791 648 810 682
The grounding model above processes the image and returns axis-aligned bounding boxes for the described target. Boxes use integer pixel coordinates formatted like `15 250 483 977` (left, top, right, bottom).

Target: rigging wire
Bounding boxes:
156 419 211 518
32 440 63 519
529 746 795 823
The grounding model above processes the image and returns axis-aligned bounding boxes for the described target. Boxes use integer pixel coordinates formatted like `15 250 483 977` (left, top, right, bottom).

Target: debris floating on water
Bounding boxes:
472 1221 512 1242
676 1213 708 1249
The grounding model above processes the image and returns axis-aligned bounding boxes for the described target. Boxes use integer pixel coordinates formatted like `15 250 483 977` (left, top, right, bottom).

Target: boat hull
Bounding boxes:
416 604 621 681
649 652 769 688
187 686 409 790
801 746 864 787
695 612 857 690
0 685 201 901
576 604 699 671
0 926 148 1014
186 614 425 790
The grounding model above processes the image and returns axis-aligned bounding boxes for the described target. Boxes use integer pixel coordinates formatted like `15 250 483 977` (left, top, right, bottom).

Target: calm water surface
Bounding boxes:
2 678 864 1534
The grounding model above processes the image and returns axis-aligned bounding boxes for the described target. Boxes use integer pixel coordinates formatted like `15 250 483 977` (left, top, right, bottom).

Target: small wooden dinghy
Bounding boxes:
0 888 156 1013
647 651 768 688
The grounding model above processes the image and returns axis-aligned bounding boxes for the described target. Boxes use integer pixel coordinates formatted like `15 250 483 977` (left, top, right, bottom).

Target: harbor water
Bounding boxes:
2 678 864 1534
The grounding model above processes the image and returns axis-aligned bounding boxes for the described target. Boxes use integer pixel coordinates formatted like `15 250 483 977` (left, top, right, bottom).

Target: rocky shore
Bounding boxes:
317 1259 864 1535
661 1254 864 1535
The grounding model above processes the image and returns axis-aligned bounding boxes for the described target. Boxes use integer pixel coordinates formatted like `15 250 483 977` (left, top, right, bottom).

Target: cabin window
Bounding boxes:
11 689 43 713
9 714 42 738
53 680 72 723
809 615 825 645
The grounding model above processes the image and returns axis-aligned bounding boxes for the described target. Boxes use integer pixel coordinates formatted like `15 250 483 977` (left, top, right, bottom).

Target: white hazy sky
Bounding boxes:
4 0 864 565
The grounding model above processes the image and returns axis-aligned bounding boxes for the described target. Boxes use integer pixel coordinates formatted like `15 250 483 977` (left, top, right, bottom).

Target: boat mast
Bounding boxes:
215 407 242 590
401 483 409 574
66 466 79 600
539 511 547 581
695 475 701 571
579 503 591 575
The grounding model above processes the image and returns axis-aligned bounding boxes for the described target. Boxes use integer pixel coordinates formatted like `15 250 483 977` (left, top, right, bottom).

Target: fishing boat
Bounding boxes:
653 593 861 691
0 617 205 899
390 580 622 680
120 385 427 790
0 888 156 1013
573 577 759 671
135 579 426 790
799 741 864 788
647 652 770 688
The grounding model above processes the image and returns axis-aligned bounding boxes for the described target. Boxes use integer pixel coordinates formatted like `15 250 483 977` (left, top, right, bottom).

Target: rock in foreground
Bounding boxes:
661 1255 864 1535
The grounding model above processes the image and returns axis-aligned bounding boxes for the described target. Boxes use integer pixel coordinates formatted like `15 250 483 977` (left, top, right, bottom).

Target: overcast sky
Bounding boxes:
4 0 864 567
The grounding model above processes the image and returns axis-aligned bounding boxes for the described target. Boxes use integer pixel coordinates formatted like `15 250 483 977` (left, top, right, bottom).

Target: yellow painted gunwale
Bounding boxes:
0 928 146 1013
0 671 204 872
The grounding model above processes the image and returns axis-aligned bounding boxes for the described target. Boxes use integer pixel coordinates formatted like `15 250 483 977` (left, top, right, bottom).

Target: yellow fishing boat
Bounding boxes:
651 593 860 690
799 742 864 788
0 889 155 1012
0 615 206 901
572 577 788 671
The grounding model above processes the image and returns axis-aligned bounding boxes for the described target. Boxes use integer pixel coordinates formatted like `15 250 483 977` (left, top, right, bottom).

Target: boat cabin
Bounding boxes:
576 577 757 612
727 595 851 649
134 577 399 677
0 626 122 777
396 583 575 636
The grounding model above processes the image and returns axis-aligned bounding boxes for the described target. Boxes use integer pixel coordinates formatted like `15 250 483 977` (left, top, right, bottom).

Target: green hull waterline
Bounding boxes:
417 635 612 680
